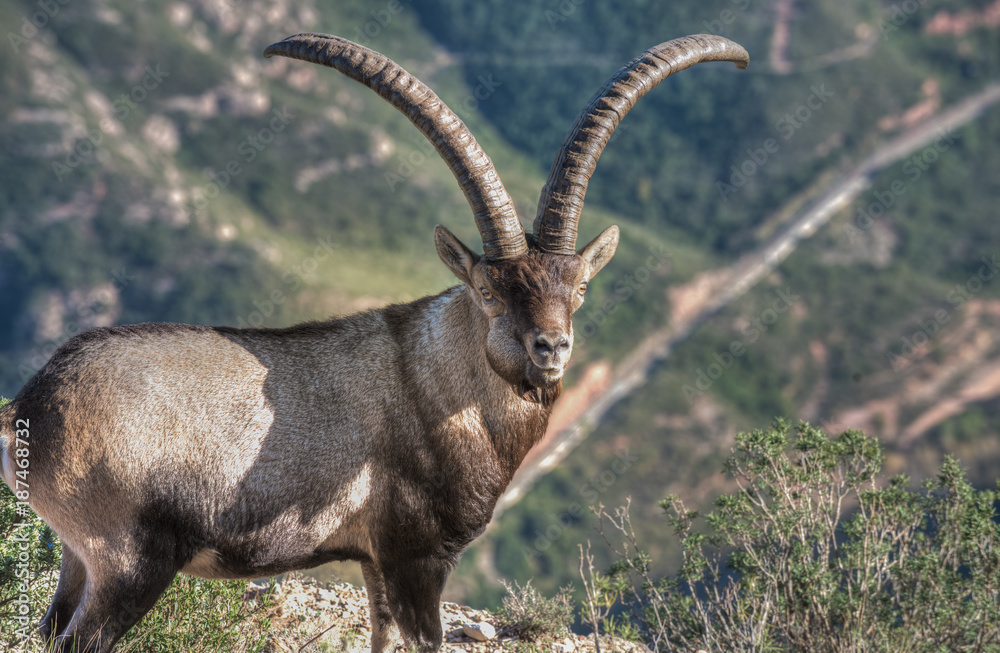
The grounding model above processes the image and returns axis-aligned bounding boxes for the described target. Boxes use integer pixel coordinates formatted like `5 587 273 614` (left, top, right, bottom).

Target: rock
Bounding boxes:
551 637 575 652
462 621 496 641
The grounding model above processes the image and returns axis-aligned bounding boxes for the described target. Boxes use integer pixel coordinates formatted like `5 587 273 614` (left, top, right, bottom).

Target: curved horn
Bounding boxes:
265 33 527 260
533 34 749 255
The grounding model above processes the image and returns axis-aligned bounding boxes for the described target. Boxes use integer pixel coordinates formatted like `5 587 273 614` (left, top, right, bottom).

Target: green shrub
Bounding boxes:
497 579 574 645
116 576 274 653
590 420 1000 652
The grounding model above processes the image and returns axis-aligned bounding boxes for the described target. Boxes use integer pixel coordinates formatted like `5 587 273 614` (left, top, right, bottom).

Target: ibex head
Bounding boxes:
265 33 749 395
434 226 617 391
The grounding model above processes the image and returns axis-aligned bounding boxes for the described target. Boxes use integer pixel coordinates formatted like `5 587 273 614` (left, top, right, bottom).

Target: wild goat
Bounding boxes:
1 33 748 652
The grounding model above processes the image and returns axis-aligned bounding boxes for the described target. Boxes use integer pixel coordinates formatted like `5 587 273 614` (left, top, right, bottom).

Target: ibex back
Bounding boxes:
0 33 748 652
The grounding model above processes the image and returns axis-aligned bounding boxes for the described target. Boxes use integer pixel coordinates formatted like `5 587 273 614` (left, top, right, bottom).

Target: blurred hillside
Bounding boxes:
2 0 1000 610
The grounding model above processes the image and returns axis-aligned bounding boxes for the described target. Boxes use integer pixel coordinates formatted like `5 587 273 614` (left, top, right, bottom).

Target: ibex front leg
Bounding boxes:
362 561 400 653
382 556 450 652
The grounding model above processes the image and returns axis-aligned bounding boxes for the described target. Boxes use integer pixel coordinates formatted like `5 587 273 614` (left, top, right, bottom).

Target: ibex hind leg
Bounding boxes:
52 539 180 653
382 556 450 652
40 544 87 641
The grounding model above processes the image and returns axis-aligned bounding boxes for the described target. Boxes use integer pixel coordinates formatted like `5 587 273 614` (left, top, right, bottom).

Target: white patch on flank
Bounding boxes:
342 462 372 512
180 548 228 579
316 463 375 554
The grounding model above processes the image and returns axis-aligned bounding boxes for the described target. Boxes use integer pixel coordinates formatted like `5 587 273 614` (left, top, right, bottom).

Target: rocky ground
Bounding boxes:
257 576 651 653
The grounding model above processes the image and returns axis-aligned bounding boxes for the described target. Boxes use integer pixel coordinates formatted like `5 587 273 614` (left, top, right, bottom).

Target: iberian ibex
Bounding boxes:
1 33 748 652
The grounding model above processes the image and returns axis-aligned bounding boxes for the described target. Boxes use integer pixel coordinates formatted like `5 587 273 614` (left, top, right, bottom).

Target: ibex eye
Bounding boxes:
481 288 494 301
578 282 588 295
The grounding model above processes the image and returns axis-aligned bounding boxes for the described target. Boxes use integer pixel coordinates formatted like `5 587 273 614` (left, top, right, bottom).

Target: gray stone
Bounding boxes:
462 621 496 641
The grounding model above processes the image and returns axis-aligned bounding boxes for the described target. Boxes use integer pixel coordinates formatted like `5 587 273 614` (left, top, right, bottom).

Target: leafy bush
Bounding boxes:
588 420 1000 652
497 579 574 645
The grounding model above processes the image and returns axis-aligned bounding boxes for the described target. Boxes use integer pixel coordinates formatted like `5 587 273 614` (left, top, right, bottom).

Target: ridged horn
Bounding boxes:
264 33 528 260
533 34 750 255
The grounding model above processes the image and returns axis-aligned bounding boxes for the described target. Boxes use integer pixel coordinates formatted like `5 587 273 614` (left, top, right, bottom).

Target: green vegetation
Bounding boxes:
0 485 60 651
496 580 574 647
584 421 1000 652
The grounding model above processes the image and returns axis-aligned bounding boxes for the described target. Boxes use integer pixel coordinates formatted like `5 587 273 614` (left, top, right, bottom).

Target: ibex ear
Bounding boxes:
435 225 480 286
578 225 619 278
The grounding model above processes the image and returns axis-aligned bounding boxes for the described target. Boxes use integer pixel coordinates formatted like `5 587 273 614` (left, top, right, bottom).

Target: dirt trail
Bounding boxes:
495 80 1000 516
822 300 1000 450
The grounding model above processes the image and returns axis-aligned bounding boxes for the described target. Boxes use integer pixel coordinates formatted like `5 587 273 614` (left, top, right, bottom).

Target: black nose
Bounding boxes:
533 332 569 358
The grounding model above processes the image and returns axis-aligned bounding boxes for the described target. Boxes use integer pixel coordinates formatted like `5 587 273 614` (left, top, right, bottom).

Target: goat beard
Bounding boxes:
517 381 562 406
